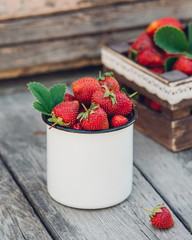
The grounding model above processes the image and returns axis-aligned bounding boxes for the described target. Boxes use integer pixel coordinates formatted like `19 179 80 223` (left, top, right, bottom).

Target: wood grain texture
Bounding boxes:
134 130 192 232
0 29 142 79
0 89 192 239
0 0 191 46
0 0 141 21
0 157 52 240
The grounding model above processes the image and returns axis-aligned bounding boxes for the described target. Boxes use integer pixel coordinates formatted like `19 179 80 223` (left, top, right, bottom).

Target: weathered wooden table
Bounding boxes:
0 68 192 240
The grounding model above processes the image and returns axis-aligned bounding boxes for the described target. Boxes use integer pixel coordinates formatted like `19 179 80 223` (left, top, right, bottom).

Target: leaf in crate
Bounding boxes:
27 82 52 113
154 26 189 54
33 102 51 115
165 56 179 72
128 49 138 62
188 22 192 54
49 83 66 110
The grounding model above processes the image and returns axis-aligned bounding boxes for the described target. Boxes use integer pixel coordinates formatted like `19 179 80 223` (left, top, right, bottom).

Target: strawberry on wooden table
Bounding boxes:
146 16 183 37
72 77 101 106
77 103 109 131
110 115 128 128
142 204 174 229
49 101 79 129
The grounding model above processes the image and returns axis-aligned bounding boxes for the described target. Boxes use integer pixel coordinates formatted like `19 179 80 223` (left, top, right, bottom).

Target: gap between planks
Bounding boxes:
0 153 56 240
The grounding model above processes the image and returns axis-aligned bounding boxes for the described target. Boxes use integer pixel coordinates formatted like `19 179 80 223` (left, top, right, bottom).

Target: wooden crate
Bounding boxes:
0 0 192 79
101 43 192 152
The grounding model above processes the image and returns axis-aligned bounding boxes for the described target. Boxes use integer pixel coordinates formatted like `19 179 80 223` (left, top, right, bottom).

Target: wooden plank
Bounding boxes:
0 0 148 21
0 157 52 239
0 0 191 46
0 29 142 79
134 130 192 232
0 87 191 239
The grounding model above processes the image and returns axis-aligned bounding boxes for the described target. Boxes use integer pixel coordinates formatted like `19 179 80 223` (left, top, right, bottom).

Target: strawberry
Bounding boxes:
71 123 83 130
110 115 128 128
137 47 165 68
150 100 161 112
173 56 192 76
112 91 132 116
142 204 174 229
143 97 151 106
64 93 76 102
72 77 101 106
146 17 183 37
91 86 117 115
77 103 109 130
49 101 79 129
129 32 154 52
150 67 164 74
98 72 120 91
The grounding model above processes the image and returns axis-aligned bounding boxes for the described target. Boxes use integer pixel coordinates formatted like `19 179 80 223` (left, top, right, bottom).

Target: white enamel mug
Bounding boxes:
42 110 137 209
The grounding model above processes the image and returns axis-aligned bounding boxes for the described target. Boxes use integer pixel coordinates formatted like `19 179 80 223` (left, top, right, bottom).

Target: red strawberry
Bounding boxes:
173 56 192 76
112 91 132 116
129 32 154 52
146 17 183 37
71 123 83 130
142 204 174 228
143 97 151 106
72 77 101 106
77 103 109 130
64 93 75 102
137 47 165 68
150 67 164 74
49 101 79 129
150 100 161 112
98 72 120 91
110 115 128 128
91 86 117 115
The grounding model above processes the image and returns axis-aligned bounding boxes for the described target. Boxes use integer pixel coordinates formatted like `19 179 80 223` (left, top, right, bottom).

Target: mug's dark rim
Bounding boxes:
42 108 137 134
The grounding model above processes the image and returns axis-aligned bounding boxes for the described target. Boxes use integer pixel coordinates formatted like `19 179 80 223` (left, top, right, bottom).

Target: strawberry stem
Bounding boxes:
81 103 88 112
141 206 153 213
49 121 58 130
129 92 138 99
99 71 102 79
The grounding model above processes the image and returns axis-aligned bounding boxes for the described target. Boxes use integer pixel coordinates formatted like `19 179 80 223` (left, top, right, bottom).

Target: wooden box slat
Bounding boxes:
103 43 192 151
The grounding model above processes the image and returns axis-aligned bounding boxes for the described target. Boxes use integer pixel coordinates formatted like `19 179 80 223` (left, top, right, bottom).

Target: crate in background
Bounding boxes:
101 43 192 152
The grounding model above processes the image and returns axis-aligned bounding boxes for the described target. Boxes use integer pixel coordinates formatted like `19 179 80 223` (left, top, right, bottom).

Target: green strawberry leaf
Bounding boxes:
165 56 179 72
154 26 189 53
33 102 51 115
27 82 52 113
188 21 192 54
128 48 138 62
49 83 66 110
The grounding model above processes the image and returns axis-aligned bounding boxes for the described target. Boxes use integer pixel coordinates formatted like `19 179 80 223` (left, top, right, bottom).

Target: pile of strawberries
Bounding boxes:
128 16 192 76
49 72 134 131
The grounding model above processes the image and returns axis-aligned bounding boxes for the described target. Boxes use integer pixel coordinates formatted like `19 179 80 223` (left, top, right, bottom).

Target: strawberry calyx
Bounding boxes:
101 84 117 105
97 71 114 81
77 103 99 122
142 204 164 220
48 112 70 129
